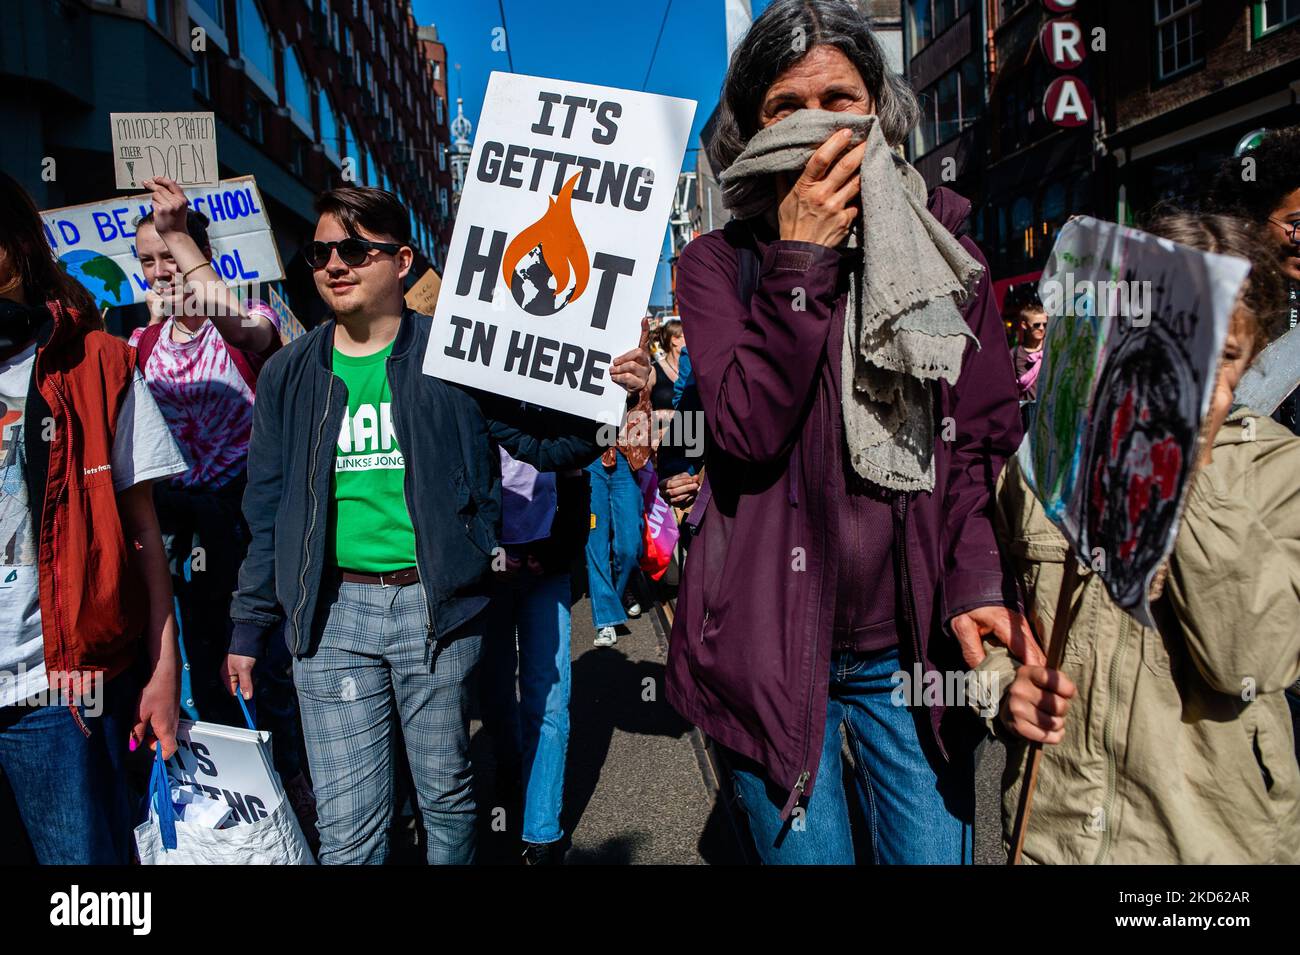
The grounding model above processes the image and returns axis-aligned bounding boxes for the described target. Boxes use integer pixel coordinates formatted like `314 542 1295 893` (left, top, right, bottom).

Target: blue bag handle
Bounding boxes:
149 745 178 852
234 687 256 732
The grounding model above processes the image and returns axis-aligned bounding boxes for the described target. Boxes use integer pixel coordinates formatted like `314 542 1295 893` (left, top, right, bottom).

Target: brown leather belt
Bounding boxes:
337 566 420 587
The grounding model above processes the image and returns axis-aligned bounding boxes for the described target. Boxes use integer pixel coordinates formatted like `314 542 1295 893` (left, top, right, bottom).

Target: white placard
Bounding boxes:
41 176 285 309
422 72 696 423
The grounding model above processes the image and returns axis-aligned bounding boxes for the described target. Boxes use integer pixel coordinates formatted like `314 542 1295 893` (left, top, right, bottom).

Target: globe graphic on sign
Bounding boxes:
59 249 131 309
509 245 575 316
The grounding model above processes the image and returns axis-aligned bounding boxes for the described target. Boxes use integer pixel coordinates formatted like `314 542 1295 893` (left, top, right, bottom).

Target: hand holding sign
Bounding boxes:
142 176 193 241
609 317 652 393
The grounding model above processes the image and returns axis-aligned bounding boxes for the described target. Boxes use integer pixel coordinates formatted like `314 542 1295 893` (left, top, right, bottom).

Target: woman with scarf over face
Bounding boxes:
663 0 1035 864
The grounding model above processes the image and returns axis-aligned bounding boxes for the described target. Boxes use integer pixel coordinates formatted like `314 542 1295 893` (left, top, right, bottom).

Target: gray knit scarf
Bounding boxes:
720 110 983 492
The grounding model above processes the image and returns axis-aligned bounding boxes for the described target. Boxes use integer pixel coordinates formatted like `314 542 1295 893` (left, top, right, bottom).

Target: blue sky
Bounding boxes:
412 0 776 307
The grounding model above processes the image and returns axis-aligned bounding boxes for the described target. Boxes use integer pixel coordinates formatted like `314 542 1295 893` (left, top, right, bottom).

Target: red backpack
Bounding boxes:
134 321 275 392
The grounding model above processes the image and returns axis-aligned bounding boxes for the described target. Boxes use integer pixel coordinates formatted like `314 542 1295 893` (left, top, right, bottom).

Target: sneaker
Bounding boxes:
522 840 565 865
624 600 642 618
593 626 618 647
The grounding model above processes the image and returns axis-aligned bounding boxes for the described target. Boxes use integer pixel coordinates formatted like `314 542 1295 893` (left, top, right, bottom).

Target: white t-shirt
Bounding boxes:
0 345 187 707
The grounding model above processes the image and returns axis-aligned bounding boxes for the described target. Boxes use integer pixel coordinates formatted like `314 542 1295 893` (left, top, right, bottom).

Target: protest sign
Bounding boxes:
1019 216 1249 628
111 112 218 189
422 71 695 422
267 285 306 344
41 176 284 309
405 268 442 314
166 720 282 828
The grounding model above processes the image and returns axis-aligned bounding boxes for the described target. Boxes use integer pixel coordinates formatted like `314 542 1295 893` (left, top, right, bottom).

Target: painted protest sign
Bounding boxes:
267 285 306 344
167 721 282 828
111 112 219 189
1020 217 1249 627
41 176 284 309
422 72 696 422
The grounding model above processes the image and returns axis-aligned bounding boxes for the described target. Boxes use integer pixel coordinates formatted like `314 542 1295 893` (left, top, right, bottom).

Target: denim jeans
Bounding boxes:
729 646 973 864
293 578 484 864
585 456 643 629
480 572 572 845
0 672 136 864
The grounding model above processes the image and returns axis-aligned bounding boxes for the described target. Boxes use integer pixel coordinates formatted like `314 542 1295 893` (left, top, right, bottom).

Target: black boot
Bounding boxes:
521 840 565 865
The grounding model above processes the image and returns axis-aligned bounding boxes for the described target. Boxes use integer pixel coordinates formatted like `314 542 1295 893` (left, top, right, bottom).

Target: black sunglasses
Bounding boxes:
305 237 403 269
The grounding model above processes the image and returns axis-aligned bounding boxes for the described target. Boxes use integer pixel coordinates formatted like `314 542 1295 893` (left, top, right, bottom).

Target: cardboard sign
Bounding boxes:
267 285 306 344
422 72 696 423
41 176 284 309
405 268 442 314
166 720 282 828
1020 217 1249 627
111 112 219 189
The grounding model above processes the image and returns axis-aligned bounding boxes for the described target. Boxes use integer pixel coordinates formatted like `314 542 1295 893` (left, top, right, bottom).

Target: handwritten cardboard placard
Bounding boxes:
42 176 284 309
405 268 442 314
111 112 219 189
1020 216 1249 627
422 71 695 423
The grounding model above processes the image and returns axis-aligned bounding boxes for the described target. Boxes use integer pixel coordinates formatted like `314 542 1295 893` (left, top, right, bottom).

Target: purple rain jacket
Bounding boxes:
665 188 1024 817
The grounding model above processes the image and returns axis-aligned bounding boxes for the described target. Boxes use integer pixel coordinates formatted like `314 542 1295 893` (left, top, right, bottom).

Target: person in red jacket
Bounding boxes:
0 171 184 863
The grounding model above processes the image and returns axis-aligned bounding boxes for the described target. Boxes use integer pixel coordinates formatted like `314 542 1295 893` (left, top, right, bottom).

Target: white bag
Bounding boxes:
135 716 316 865
135 797 315 865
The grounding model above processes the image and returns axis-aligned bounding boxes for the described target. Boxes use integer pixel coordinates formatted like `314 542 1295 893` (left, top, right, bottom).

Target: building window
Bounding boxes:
319 86 341 162
192 48 211 99
238 0 279 99
1154 0 1204 80
148 0 173 35
1255 0 1300 35
285 48 313 135
242 94 264 143
912 53 982 156
191 0 223 28
907 0 973 53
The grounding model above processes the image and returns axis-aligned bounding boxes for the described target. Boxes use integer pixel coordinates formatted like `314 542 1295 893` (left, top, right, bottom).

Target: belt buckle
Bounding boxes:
379 572 390 589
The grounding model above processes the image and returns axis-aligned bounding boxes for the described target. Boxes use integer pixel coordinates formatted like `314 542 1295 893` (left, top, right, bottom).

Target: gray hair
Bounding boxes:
707 0 919 176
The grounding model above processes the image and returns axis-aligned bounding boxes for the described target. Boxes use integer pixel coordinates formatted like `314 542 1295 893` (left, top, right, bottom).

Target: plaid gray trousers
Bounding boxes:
293 578 485 864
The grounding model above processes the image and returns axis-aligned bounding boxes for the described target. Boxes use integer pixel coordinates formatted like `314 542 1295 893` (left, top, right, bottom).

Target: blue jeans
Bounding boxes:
585 456 643 629
0 672 136 864
730 646 973 864
481 573 572 845
293 578 484 865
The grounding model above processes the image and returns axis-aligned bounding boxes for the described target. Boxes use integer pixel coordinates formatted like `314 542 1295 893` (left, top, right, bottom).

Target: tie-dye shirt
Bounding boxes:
138 302 279 489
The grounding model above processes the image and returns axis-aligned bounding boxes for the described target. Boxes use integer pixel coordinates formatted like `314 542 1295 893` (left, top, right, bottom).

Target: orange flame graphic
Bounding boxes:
501 173 590 306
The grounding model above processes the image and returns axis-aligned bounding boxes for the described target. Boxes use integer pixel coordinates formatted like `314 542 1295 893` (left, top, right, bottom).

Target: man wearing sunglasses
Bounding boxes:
224 186 643 864
1006 283 1047 405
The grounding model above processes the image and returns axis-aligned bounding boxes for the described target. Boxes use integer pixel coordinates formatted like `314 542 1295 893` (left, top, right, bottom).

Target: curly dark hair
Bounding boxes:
1144 210 1289 348
1207 127 1300 223
706 0 919 176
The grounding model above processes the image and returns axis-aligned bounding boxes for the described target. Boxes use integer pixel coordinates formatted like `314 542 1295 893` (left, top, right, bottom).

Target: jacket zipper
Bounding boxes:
291 373 334 651
388 359 435 659
1093 613 1130 865
46 374 90 737
782 392 828 819
897 492 947 762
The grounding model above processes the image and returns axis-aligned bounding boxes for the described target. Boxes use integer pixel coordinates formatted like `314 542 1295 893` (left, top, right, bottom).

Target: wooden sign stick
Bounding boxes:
1008 552 1081 865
